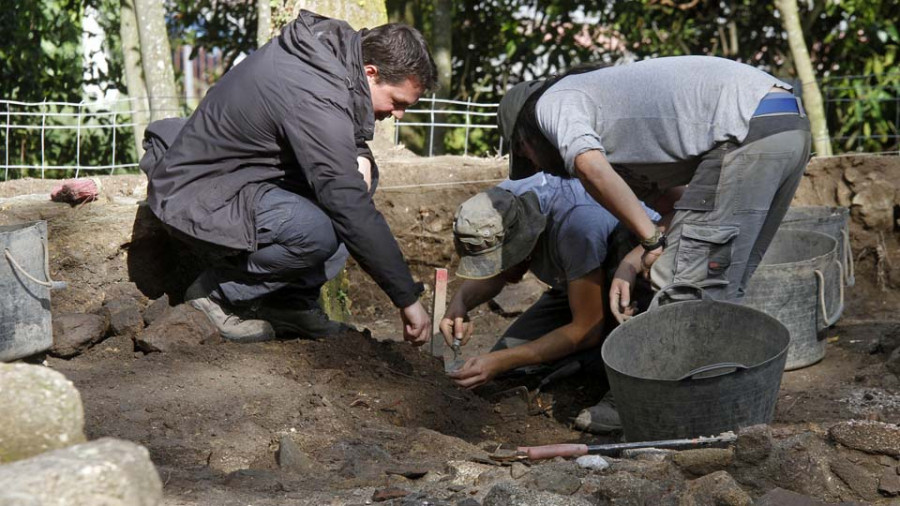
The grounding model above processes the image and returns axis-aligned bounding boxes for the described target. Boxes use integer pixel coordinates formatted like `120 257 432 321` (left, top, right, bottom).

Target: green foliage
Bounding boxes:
166 0 258 74
389 0 898 156
0 0 133 179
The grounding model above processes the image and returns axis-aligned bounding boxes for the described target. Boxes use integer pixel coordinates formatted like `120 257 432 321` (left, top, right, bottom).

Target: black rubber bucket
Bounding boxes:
602 283 790 442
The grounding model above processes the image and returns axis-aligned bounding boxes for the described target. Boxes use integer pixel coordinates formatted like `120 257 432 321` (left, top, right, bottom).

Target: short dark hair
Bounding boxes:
361 23 437 91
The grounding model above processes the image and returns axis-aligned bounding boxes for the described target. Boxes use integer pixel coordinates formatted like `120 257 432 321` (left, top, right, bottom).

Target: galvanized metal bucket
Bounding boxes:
781 206 854 287
602 282 789 442
1 221 66 361
742 229 842 370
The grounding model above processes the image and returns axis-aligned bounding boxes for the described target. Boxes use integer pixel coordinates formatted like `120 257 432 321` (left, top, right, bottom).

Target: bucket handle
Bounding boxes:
649 280 729 310
4 244 67 291
814 259 844 328
842 224 855 287
677 362 749 381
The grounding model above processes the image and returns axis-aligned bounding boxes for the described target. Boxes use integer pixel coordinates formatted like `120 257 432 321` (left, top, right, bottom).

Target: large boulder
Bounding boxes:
0 437 162 506
0 363 85 463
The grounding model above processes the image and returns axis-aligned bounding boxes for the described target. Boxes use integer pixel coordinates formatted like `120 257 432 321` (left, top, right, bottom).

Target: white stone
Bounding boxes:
575 455 610 471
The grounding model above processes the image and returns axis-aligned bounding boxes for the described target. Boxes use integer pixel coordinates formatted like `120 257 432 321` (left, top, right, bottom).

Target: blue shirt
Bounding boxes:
499 174 660 290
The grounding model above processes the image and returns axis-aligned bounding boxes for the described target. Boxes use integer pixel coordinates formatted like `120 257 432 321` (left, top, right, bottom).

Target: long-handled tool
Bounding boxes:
494 431 737 461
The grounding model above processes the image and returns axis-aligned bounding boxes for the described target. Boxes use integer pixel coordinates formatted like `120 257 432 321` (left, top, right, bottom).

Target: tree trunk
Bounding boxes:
257 0 271 48
119 0 149 157
431 0 452 155
776 0 832 156
274 0 391 320
133 0 178 122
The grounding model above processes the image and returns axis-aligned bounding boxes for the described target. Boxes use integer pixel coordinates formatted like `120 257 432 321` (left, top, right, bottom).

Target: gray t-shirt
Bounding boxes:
535 56 789 197
499 173 659 290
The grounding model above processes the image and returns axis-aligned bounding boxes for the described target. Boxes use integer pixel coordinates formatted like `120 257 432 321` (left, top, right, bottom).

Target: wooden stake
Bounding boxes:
431 268 448 357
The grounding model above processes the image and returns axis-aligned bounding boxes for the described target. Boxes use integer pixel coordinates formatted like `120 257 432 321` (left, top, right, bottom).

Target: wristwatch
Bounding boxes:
640 229 667 251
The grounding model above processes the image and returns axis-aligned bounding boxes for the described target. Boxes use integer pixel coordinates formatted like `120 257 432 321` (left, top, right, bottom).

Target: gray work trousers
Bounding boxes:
650 114 812 301
188 185 349 309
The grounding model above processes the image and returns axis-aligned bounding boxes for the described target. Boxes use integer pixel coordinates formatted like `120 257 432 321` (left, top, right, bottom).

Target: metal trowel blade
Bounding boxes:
445 358 465 373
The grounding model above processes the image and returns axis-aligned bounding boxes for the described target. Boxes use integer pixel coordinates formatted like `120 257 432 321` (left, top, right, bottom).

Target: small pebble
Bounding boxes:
575 454 610 471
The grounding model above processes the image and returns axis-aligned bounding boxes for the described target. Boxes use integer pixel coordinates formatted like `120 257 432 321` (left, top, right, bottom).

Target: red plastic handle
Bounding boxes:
517 444 589 460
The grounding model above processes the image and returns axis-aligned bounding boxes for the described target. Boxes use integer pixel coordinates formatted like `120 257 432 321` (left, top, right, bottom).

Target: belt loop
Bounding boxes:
795 95 806 118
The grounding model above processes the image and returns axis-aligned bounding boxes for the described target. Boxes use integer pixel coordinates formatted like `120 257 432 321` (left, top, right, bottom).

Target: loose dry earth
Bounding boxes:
1 152 900 505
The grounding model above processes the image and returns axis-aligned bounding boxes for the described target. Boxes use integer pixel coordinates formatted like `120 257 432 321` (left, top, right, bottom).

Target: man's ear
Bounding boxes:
364 64 379 82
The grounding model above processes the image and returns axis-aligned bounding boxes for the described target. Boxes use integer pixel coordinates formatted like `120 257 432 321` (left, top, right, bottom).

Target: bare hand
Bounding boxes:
448 354 500 389
400 301 431 346
640 247 663 280
609 277 636 324
439 300 473 347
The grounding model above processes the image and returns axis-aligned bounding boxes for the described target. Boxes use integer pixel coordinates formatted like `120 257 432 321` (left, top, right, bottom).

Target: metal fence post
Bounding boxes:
464 98 471 157
75 101 83 178
40 103 46 179
111 105 118 175
428 93 436 157
4 102 9 181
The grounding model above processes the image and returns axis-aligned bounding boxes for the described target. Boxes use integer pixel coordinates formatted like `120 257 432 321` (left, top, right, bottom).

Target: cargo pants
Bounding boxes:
650 113 812 301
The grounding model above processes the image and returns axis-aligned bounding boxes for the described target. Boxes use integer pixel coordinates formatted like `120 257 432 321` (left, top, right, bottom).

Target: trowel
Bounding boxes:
445 337 465 373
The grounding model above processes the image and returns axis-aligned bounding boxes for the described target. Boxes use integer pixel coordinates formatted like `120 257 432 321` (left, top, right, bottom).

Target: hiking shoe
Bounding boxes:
185 275 276 343
573 393 622 434
256 304 355 339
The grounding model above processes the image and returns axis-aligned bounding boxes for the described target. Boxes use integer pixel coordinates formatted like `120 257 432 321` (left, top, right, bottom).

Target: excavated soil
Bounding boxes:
2 153 900 504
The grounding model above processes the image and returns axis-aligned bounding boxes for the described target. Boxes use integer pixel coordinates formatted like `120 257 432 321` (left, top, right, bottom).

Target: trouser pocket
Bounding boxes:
673 224 740 284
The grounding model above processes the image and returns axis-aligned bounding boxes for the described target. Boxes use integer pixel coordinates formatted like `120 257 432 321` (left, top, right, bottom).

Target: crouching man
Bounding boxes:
439 173 658 432
143 12 436 345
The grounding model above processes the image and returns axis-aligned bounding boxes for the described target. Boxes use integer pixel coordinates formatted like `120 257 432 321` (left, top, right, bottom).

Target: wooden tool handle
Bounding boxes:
517 443 589 460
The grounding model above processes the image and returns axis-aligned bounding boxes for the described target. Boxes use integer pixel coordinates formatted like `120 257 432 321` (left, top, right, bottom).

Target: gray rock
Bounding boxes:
681 471 751 506
445 460 497 487
830 420 900 456
524 462 583 495
0 363 85 463
830 458 881 502
753 488 837 506
50 313 108 358
135 304 221 353
580 471 668 504
673 448 734 477
0 437 162 506
880 467 900 496
142 294 170 326
277 434 319 475
475 467 511 487
103 298 144 338
887 347 900 376
575 455 610 471
620 448 674 461
735 424 773 464
483 482 593 506
510 462 531 479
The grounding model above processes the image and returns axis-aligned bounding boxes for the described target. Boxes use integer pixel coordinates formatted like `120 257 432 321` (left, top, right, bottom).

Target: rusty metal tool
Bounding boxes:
503 431 738 461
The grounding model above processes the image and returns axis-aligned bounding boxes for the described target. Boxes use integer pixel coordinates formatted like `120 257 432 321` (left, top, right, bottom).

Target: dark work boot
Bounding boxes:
573 393 622 434
185 273 276 343
256 304 355 339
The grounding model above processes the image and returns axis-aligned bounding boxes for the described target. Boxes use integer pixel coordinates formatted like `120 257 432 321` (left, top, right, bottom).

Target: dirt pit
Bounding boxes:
2 154 900 504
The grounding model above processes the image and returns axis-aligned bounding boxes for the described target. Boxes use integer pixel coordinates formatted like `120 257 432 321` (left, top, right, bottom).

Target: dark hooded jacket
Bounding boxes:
145 11 420 308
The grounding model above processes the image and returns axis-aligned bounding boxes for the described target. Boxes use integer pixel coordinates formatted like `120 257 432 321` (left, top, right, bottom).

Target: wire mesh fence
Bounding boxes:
1 72 898 182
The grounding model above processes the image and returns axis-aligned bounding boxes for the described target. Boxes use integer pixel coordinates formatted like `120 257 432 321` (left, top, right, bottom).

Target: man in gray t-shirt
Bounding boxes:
498 56 811 322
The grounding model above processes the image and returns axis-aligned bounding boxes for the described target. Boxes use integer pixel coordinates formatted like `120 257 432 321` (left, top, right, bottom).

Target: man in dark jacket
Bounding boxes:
144 11 437 344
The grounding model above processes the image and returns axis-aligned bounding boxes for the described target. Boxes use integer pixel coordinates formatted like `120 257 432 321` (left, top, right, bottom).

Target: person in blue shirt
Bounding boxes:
440 173 658 433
